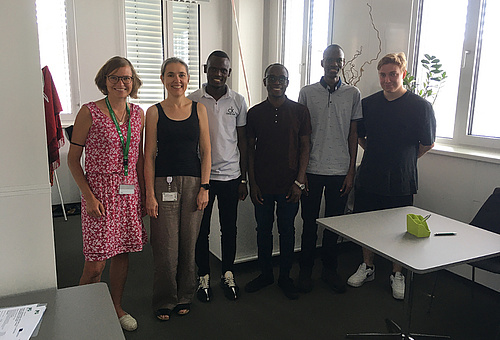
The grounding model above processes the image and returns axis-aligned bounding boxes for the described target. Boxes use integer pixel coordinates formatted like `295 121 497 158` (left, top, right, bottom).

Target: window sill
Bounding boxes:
430 143 500 165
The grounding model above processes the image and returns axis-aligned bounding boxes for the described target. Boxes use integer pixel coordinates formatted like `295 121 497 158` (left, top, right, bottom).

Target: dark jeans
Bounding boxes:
195 178 240 277
254 194 299 279
353 187 414 213
300 174 348 273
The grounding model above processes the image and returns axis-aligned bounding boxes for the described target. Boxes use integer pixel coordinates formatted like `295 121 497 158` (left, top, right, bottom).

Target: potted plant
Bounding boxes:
403 54 447 104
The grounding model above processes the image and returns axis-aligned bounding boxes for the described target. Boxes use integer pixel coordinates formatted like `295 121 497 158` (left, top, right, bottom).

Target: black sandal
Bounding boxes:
155 308 172 321
175 303 190 316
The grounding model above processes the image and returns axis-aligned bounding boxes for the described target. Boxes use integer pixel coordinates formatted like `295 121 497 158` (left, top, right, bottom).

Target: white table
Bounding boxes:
0 283 125 340
317 206 500 339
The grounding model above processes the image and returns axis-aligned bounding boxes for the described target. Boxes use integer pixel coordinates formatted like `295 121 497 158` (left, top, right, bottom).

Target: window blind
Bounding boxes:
170 2 200 94
125 0 201 105
125 0 164 108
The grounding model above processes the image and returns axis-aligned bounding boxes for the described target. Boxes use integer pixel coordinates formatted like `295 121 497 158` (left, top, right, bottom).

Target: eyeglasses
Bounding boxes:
265 75 288 84
107 75 133 84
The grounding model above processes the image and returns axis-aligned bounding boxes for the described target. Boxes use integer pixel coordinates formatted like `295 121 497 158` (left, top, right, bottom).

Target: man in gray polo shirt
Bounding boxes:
188 50 248 301
297 44 362 293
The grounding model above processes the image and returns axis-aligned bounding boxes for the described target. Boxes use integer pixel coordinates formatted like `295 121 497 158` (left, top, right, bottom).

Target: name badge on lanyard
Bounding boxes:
119 184 135 195
106 97 133 195
162 176 177 201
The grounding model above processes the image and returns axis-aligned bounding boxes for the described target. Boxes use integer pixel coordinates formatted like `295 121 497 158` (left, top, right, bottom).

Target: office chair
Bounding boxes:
428 187 500 313
468 187 500 281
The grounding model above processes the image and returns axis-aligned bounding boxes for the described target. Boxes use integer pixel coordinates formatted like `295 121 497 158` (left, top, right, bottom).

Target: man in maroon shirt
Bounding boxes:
245 63 311 300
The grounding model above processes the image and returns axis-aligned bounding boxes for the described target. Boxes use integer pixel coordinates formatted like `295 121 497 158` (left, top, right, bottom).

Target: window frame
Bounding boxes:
124 0 201 109
36 0 80 125
281 0 335 100
411 0 500 151
164 0 201 95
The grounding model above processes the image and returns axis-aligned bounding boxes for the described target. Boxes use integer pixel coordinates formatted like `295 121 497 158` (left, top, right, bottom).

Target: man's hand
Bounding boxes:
286 183 302 203
340 170 355 197
238 182 248 201
250 184 264 205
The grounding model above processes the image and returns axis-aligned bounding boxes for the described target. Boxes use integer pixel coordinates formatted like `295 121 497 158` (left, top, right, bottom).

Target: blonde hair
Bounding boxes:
377 52 407 72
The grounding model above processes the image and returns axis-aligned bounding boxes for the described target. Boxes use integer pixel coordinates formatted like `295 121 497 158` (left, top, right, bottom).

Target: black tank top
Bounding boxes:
155 101 201 177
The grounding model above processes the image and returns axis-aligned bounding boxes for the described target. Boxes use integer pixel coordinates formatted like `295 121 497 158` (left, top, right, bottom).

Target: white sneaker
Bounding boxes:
347 263 375 287
390 272 405 300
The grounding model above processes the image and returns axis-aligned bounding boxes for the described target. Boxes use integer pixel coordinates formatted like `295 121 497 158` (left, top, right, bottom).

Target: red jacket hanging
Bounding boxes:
42 66 65 185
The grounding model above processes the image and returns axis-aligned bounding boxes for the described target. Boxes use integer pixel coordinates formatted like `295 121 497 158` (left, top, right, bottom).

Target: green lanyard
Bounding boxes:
105 97 131 176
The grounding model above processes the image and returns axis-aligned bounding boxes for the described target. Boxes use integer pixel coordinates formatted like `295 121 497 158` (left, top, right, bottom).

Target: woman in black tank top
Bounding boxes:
144 57 211 320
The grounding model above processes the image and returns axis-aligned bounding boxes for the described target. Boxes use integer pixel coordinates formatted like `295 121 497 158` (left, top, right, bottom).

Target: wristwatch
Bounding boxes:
294 180 306 190
201 183 210 190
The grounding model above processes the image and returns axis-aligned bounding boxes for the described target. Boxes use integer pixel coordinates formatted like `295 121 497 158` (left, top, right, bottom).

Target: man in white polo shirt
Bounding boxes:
188 50 248 302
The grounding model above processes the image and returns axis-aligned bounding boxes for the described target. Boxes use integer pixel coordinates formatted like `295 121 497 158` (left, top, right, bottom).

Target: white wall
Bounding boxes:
415 153 500 291
0 0 57 296
332 0 413 97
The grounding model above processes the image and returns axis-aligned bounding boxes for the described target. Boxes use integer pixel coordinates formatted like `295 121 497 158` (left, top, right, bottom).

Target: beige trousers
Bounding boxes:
151 176 203 311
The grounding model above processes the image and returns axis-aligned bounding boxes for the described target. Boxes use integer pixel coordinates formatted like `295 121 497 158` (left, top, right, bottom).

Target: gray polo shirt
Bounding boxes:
298 78 362 176
188 84 247 181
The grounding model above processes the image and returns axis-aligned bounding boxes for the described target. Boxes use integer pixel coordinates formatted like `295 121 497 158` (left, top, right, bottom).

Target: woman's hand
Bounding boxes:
197 188 209 210
85 194 106 218
146 194 158 218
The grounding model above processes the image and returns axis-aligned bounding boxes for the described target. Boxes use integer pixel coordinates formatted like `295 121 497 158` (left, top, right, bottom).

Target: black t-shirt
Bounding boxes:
155 102 201 177
356 91 436 196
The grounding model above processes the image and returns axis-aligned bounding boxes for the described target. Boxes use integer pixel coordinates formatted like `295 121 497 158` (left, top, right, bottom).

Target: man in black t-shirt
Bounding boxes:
347 52 436 300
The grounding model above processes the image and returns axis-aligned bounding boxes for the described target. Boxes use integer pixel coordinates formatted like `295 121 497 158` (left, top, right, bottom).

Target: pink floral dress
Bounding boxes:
81 102 147 261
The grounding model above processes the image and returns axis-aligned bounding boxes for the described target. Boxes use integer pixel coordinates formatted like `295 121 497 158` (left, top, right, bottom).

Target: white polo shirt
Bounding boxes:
188 84 248 181
298 78 362 176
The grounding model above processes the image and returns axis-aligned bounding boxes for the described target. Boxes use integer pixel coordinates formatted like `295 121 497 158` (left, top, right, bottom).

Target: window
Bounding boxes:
125 0 200 110
168 2 200 94
282 0 334 101
125 0 164 109
35 0 79 119
413 0 499 149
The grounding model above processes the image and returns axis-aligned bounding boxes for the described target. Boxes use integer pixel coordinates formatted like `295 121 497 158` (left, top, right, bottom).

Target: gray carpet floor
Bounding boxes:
53 214 500 340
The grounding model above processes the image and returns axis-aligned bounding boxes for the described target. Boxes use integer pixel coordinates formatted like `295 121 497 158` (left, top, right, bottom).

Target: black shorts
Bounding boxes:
353 188 414 213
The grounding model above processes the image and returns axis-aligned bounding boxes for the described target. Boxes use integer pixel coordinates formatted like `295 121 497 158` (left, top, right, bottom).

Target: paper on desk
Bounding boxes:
0 304 46 340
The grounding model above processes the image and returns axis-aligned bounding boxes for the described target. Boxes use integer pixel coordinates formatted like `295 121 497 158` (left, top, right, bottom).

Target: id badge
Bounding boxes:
162 192 178 201
119 184 135 195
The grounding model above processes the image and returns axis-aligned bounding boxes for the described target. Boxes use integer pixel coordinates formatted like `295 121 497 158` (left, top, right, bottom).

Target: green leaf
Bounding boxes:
421 59 430 64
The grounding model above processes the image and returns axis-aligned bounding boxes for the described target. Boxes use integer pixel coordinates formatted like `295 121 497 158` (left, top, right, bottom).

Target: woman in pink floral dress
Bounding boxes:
68 56 147 332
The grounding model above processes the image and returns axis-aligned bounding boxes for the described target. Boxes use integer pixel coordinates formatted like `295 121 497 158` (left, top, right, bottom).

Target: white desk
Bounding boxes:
0 283 125 340
317 206 500 338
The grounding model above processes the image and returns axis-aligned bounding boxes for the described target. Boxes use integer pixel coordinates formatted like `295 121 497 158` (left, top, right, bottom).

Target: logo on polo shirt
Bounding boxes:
226 106 236 116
